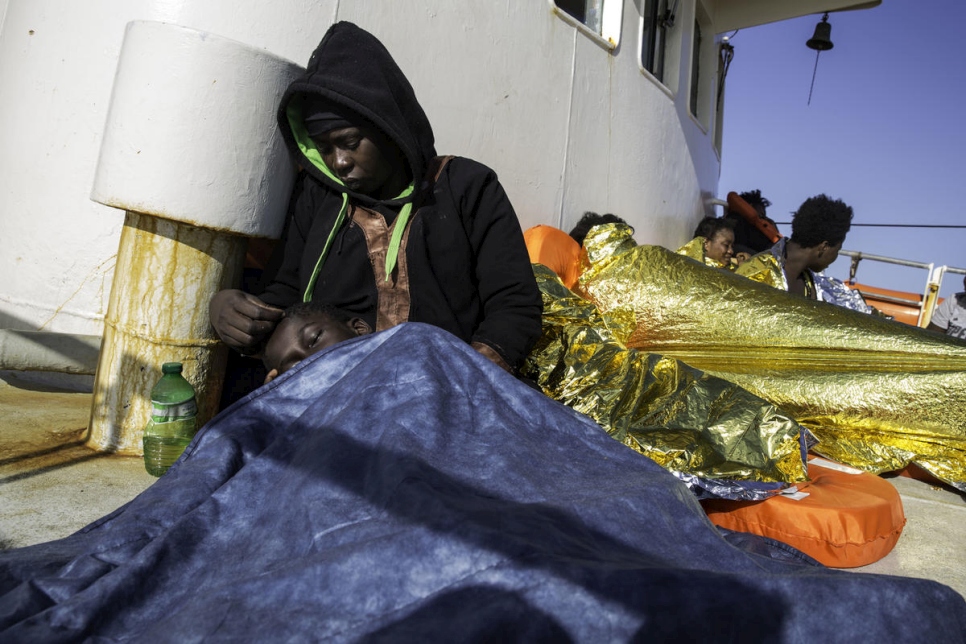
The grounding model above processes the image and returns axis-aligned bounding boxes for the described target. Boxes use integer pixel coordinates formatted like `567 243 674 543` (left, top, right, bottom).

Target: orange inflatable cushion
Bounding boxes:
523 225 582 290
727 191 782 244
702 458 905 568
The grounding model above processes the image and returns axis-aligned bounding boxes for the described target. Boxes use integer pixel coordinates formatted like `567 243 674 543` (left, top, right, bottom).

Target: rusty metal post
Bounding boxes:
86 22 302 453
87 212 245 453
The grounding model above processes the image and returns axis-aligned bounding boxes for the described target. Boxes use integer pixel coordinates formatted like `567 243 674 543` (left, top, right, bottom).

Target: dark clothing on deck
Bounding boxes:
259 22 541 370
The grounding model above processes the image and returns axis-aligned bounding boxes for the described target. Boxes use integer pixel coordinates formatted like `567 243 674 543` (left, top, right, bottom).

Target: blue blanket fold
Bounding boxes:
2 323 964 642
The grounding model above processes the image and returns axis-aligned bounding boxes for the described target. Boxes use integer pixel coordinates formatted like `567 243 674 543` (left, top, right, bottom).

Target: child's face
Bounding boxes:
263 312 369 379
734 251 753 265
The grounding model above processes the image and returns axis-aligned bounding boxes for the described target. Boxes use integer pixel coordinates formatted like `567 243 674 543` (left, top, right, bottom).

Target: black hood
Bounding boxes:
278 22 437 206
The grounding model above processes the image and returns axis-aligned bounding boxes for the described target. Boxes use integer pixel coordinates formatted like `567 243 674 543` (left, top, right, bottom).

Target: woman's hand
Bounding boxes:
209 289 284 354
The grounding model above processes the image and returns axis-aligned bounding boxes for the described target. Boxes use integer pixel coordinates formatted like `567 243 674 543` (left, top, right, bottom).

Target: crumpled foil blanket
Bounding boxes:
523 263 808 500
573 224 966 491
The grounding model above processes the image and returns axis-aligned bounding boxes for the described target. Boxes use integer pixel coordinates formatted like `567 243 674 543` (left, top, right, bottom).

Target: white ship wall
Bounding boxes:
1 0 724 340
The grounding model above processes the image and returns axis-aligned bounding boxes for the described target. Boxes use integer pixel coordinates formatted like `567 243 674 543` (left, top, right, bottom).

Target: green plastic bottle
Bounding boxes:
142 362 198 477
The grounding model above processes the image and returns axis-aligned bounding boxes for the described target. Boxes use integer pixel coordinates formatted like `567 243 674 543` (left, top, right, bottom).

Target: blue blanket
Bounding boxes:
2 323 964 641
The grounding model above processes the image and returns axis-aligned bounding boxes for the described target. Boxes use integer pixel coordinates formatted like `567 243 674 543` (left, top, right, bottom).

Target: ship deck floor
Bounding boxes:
1 371 965 601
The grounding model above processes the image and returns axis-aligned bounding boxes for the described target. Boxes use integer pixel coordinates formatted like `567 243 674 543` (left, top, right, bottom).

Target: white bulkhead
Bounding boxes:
0 0 876 358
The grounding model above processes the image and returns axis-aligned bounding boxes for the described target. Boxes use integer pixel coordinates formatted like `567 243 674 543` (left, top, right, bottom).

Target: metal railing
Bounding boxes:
841 250 965 327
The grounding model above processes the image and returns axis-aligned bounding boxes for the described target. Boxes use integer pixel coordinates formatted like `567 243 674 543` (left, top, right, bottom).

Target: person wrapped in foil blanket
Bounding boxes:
554 223 966 491
737 237 874 313
523 264 810 501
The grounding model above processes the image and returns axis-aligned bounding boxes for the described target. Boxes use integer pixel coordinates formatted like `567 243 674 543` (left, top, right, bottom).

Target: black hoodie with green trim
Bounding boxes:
259 22 542 369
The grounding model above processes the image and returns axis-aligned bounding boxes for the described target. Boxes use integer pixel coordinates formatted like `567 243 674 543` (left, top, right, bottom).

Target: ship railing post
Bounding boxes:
918 264 945 328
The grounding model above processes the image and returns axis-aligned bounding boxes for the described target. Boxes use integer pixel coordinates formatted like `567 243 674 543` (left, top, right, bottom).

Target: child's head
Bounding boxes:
790 194 853 249
732 243 755 265
737 189 772 218
262 302 371 382
790 194 853 272
568 212 629 246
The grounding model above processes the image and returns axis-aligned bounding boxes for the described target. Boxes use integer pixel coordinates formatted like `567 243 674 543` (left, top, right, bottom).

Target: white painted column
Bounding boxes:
88 21 302 453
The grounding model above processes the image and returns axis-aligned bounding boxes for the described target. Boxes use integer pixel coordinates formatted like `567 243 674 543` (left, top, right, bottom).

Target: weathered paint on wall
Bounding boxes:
87 212 244 453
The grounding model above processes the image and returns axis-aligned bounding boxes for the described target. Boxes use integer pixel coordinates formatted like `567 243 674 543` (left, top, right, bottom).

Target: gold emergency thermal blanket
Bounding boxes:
576 224 966 491
523 264 807 496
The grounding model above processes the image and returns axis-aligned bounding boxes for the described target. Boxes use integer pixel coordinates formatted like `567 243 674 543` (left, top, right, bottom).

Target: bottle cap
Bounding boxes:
161 362 184 374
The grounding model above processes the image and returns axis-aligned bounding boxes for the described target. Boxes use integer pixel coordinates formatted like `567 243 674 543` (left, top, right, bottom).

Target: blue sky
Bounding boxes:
718 0 966 299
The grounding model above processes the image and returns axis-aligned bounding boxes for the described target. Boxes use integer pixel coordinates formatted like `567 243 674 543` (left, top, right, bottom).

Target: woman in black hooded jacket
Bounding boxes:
210 22 542 372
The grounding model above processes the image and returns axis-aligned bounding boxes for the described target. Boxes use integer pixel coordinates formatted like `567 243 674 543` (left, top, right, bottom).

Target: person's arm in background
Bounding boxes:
455 160 543 372
927 297 954 334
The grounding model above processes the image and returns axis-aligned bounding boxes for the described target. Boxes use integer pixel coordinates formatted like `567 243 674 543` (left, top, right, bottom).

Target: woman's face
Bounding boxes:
312 126 408 199
704 229 735 264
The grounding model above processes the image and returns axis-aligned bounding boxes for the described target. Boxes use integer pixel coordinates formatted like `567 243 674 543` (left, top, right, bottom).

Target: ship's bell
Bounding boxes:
806 14 834 51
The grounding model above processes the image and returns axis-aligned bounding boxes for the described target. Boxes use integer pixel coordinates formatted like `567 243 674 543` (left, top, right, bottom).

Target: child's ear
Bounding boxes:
350 318 372 336
263 368 279 385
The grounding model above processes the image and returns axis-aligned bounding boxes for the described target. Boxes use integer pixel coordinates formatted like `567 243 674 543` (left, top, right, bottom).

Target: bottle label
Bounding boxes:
151 398 197 421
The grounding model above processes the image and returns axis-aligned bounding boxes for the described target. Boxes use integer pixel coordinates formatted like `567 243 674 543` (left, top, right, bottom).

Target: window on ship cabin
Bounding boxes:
640 0 670 82
556 0 602 32
688 3 715 128
552 0 623 49
713 36 733 155
689 19 701 116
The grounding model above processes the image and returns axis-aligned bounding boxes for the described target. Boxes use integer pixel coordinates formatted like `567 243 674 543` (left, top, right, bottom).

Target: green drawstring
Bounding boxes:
288 101 414 303
382 188 414 280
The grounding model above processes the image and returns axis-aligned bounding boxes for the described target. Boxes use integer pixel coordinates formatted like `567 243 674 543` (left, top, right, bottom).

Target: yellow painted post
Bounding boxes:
87 211 245 454
918 265 945 328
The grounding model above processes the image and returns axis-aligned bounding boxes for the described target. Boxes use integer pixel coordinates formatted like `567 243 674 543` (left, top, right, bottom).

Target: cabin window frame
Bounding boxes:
550 0 623 50
639 0 669 83
712 36 732 156
687 1 715 130
637 0 683 95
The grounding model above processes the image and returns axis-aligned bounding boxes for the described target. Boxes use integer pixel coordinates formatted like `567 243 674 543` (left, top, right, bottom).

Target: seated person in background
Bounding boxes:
928 275 966 340
676 216 736 269
262 302 372 382
568 212 629 246
523 212 630 290
724 189 781 254
691 216 721 241
523 224 582 290
570 222 966 490
736 194 873 313
209 22 541 376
